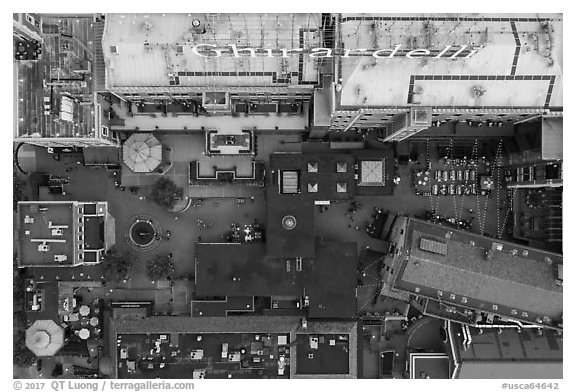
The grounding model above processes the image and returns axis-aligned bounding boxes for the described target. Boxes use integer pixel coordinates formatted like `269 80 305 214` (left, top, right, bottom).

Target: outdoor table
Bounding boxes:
79 305 90 316
80 317 90 327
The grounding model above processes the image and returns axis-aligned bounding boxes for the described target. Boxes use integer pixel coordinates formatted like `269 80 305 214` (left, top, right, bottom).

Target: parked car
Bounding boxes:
380 351 395 379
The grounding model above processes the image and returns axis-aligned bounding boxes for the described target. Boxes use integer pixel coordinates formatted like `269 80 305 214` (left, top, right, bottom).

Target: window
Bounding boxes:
102 126 109 137
461 297 468 304
449 294 456 300
492 304 498 311
437 290 443 297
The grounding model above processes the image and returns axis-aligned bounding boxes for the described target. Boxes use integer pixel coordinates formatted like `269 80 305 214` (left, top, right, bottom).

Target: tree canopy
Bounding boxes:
146 254 175 282
150 177 183 209
102 249 137 283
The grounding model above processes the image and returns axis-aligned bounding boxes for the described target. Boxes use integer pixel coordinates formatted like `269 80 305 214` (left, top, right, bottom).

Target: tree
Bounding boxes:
102 249 136 283
14 331 36 367
150 177 183 210
146 255 175 282
13 257 37 367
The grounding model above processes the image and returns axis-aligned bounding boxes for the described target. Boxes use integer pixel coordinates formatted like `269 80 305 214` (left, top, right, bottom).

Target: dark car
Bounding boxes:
380 350 395 378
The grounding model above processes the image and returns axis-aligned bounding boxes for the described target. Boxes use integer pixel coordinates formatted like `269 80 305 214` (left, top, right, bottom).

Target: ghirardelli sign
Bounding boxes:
188 44 480 59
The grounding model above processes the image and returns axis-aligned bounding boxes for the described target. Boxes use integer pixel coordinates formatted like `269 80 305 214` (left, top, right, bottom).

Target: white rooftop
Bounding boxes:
339 14 563 108
102 13 322 89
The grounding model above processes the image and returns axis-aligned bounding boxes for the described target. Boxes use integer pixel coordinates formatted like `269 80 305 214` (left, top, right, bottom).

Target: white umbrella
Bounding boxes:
90 317 99 326
25 320 65 356
79 328 90 340
122 133 162 173
79 305 90 316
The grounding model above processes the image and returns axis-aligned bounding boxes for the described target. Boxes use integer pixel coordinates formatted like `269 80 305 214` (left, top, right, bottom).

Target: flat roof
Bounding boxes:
191 297 255 317
339 14 563 108
195 243 300 297
116 332 291 379
17 202 75 266
410 354 451 379
195 240 357 319
295 334 349 375
308 240 357 318
450 323 562 379
84 216 104 250
541 116 563 160
113 316 301 335
270 152 357 201
103 13 321 89
395 218 562 324
265 187 316 258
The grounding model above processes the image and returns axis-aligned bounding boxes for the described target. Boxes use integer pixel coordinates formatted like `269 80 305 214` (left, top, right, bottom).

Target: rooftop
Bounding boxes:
17 202 76 266
394 218 562 326
295 334 349 375
409 354 451 379
270 153 357 201
541 116 563 160
265 187 316 258
195 243 299 297
117 332 292 379
450 323 563 379
194 239 357 318
111 317 357 379
17 201 114 268
102 13 322 90
338 14 563 108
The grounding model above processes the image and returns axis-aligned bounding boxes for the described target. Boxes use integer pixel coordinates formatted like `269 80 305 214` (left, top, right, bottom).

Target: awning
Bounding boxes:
25 320 65 357
122 133 162 173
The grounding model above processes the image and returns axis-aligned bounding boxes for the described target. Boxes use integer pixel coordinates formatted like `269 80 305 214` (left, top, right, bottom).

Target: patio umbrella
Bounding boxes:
79 305 90 316
122 133 162 173
79 328 90 340
25 320 65 357
90 317 99 327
